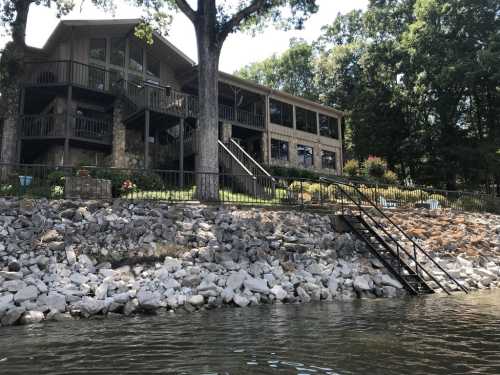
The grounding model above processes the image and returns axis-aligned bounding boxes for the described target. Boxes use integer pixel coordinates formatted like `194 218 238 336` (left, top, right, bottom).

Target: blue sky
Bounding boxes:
0 0 368 73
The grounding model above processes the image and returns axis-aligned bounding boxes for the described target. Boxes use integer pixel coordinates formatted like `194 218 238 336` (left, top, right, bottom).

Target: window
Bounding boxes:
269 99 293 128
296 107 317 134
271 139 289 161
89 38 106 62
319 114 339 139
146 53 160 78
321 150 337 170
297 144 314 168
129 43 143 72
110 38 126 67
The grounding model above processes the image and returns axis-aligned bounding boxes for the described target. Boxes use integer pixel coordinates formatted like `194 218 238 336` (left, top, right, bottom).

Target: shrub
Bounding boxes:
382 170 398 185
131 171 164 191
47 171 66 187
51 185 64 198
343 159 360 177
363 156 387 179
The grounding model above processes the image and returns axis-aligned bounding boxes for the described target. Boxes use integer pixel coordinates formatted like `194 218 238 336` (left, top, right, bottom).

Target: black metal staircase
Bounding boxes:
321 177 469 296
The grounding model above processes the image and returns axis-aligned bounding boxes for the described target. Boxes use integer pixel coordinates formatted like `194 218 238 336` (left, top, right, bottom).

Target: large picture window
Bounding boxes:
321 150 337 170
89 38 106 62
110 38 126 67
319 114 339 139
269 99 293 128
129 43 143 72
296 107 317 134
271 139 289 161
297 144 314 168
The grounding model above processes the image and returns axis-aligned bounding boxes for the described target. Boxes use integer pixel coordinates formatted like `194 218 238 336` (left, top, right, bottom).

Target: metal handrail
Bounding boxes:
321 176 469 294
229 139 274 181
218 140 255 178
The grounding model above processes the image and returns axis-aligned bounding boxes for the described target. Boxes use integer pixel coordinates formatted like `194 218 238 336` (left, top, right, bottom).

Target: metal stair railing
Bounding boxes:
218 140 258 197
226 139 275 198
320 177 469 294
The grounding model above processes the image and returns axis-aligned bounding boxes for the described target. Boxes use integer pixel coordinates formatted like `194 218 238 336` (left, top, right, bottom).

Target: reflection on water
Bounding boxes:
1 290 500 374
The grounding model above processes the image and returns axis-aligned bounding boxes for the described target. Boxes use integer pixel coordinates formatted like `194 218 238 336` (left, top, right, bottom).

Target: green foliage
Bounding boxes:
381 170 398 185
237 39 318 100
343 159 360 177
130 171 164 191
363 156 387 179
268 166 320 180
241 0 500 191
47 171 66 187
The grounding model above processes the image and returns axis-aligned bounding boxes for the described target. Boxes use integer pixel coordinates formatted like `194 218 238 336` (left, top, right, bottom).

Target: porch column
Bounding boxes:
179 118 184 188
112 100 126 168
64 85 72 166
221 122 232 143
144 109 150 169
16 87 26 163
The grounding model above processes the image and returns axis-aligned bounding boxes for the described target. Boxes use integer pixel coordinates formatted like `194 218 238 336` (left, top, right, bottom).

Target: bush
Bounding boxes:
363 156 387 179
47 171 66 187
131 171 164 191
269 166 319 180
382 170 398 185
343 159 360 177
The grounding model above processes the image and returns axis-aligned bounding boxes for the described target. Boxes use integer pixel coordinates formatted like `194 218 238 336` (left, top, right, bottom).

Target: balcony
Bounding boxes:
20 113 113 145
22 60 266 130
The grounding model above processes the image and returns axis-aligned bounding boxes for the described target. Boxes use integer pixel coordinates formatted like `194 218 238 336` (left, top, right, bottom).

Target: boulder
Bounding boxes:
233 294 250 307
19 311 45 325
243 277 269 294
270 285 287 301
1 307 25 326
353 275 373 292
188 295 205 307
14 285 39 303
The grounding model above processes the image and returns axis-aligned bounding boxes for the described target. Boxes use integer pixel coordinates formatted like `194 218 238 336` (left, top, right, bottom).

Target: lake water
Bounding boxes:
1 290 500 374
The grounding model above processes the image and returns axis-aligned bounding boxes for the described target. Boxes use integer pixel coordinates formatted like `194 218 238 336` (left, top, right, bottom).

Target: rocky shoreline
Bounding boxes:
1 198 499 327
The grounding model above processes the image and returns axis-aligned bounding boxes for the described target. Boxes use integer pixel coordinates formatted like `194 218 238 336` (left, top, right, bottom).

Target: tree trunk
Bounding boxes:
194 0 220 201
0 0 30 168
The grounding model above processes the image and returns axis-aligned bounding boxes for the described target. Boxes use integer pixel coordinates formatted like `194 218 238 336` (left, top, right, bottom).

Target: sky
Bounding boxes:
0 0 368 73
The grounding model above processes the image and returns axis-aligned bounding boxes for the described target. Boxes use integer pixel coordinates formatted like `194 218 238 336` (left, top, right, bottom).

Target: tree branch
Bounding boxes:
174 0 197 23
218 0 267 42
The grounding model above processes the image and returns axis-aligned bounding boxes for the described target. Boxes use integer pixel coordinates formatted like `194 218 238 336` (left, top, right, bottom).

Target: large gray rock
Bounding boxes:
226 271 246 291
188 295 205 307
76 297 105 317
233 294 250 307
123 298 139 316
243 277 269 294
39 293 67 312
270 285 287 301
380 274 403 289
137 289 162 310
353 275 373 292
0 271 23 280
296 287 311 303
0 294 14 315
19 310 45 325
1 306 25 326
14 285 39 303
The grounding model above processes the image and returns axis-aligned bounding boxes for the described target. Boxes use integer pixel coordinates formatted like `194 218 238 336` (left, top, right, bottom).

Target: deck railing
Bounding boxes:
23 60 266 128
20 113 112 144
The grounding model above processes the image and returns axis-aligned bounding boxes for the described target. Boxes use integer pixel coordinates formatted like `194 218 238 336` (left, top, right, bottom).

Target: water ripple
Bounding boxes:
1 290 500 374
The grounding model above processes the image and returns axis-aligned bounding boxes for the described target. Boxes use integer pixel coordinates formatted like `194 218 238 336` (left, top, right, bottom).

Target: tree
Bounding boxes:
138 0 319 200
0 0 113 166
237 38 318 100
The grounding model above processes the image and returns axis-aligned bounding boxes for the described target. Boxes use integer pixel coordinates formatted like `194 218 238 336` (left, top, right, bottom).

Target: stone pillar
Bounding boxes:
221 122 232 143
112 100 126 168
261 131 269 165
